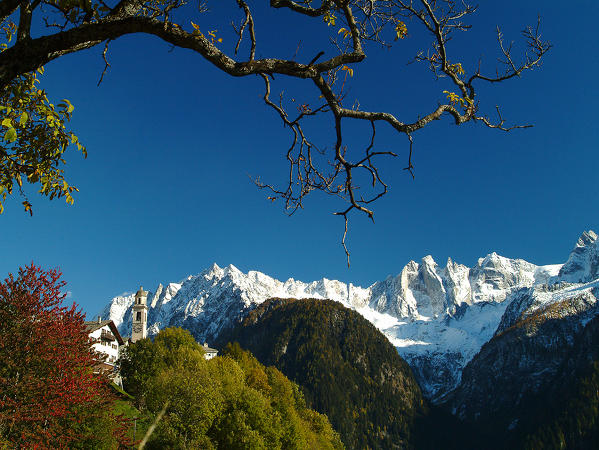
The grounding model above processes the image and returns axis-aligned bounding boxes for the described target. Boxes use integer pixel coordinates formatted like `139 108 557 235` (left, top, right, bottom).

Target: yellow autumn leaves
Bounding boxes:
443 90 473 108
191 21 222 44
337 21 408 41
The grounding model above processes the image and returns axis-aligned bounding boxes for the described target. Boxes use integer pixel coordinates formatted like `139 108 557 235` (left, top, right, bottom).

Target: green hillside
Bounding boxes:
218 298 426 449
120 327 342 449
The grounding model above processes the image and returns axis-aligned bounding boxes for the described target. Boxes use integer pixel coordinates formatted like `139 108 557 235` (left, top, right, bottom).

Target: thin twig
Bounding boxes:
97 40 112 86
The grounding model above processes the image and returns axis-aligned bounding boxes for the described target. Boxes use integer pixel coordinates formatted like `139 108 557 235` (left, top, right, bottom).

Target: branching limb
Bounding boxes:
403 133 414 179
17 0 35 42
255 73 334 214
468 17 551 86
0 12 367 89
475 106 533 132
233 0 255 60
269 0 333 17
0 0 21 24
96 39 112 85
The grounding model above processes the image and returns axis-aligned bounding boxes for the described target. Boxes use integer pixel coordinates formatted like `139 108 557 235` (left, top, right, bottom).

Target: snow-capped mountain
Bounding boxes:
364 252 561 400
99 230 599 400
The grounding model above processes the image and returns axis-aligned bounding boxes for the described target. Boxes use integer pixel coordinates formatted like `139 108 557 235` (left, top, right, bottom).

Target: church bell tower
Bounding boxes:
131 286 148 342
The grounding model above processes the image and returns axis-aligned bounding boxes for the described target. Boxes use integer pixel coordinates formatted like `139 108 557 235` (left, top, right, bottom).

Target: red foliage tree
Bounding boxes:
0 264 130 448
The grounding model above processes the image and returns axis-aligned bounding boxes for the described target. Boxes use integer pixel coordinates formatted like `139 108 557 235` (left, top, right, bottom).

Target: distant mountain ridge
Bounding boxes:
100 230 599 400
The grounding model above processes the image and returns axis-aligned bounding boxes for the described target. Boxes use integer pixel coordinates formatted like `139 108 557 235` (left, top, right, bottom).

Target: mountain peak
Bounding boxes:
203 262 243 278
224 263 241 274
207 262 221 273
558 230 599 283
422 255 437 266
577 230 597 247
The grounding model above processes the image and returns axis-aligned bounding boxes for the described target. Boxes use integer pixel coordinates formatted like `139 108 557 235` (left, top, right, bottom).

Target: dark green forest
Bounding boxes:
500 314 599 449
217 297 599 450
430 357 599 450
417 314 599 450
217 298 426 449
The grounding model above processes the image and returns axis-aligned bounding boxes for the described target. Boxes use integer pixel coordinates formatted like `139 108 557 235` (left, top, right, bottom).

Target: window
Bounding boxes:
136 311 141 321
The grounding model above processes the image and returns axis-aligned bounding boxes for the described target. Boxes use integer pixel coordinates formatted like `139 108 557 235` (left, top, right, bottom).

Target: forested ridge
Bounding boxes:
501 314 599 449
419 310 599 450
218 297 426 449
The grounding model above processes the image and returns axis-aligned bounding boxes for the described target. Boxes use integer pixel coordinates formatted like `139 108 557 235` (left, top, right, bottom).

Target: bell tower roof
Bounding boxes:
134 286 148 308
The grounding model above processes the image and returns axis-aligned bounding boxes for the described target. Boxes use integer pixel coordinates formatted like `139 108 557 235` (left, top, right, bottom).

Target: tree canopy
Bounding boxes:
120 327 344 449
0 0 550 259
0 264 130 448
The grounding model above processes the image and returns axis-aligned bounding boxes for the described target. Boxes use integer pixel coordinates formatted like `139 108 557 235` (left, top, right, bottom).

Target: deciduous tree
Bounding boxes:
121 328 343 448
0 0 551 259
0 264 130 448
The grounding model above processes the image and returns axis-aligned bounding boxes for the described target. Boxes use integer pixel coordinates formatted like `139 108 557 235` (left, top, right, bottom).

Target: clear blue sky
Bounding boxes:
1 1 597 315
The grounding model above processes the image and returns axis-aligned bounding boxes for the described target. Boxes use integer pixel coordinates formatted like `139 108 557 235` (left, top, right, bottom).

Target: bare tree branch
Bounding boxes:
96 39 111 86
0 0 551 262
233 0 255 60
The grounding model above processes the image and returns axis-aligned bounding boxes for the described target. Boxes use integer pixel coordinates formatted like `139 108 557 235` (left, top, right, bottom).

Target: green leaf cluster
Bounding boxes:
0 22 86 214
120 327 343 449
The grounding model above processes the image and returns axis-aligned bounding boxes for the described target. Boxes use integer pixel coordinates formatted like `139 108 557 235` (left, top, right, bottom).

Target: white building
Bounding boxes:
85 317 125 370
202 343 218 360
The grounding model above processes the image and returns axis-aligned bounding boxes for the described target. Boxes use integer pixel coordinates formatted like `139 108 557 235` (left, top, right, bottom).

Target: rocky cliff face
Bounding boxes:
365 252 561 400
100 231 599 401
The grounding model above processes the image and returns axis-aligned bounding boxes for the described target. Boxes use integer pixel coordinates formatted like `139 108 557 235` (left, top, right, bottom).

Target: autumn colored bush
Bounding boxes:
0 263 131 449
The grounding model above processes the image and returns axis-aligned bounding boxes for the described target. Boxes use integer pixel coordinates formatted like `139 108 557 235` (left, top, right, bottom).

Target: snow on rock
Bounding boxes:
447 277 599 423
558 230 599 283
98 292 135 329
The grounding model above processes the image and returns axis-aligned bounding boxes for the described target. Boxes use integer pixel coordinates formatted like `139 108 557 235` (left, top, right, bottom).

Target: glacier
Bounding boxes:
99 230 599 400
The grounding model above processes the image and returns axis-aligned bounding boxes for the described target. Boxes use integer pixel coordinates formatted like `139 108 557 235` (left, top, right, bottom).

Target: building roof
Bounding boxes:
135 286 148 297
84 319 111 333
84 319 125 345
202 343 218 353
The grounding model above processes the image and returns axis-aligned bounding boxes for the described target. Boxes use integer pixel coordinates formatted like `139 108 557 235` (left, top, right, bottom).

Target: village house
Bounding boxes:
202 343 218 360
85 287 218 375
84 317 125 371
